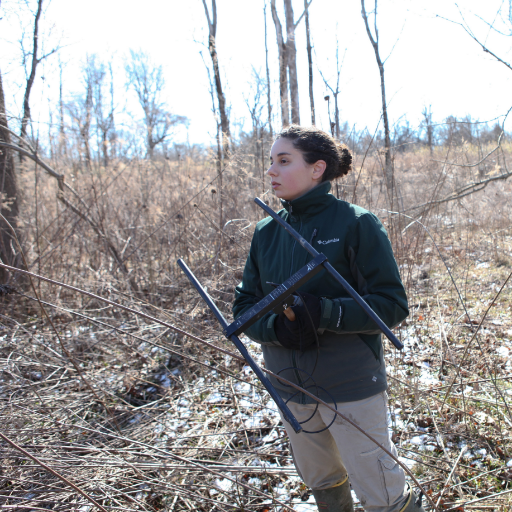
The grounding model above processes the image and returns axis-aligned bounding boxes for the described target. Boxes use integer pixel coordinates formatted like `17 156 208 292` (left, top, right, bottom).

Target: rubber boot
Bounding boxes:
312 477 354 512
399 486 425 512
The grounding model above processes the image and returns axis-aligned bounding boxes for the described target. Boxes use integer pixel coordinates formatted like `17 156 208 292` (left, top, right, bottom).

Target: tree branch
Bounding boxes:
0 123 36 152
212 0 217 38
432 104 512 167
0 142 64 185
201 0 212 34
294 0 313 29
361 0 377 47
37 45 61 63
0 432 109 512
402 169 512 213
20 0 44 141
438 7 512 72
383 16 407 65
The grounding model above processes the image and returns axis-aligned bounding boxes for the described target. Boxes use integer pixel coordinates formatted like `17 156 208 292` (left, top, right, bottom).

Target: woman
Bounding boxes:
233 126 423 512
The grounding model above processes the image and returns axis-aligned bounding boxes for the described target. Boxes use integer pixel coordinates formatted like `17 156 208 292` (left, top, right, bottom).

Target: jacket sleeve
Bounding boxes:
318 213 409 334
232 228 281 346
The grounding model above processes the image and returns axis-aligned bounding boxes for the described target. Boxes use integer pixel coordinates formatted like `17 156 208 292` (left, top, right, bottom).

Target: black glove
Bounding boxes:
274 292 321 351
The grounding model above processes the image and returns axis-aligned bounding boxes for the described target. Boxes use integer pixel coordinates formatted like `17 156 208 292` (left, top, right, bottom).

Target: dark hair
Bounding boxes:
276 125 352 181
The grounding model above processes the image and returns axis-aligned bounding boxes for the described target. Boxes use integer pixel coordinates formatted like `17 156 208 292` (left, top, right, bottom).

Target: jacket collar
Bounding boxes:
281 181 335 219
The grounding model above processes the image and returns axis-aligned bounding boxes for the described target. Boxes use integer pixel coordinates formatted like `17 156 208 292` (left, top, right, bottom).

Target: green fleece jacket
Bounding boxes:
233 182 408 404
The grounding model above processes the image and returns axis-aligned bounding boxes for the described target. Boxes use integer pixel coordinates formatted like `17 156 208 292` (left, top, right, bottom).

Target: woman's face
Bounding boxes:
267 138 325 201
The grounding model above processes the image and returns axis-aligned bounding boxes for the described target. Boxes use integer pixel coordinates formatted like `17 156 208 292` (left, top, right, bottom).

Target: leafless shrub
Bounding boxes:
1 135 512 511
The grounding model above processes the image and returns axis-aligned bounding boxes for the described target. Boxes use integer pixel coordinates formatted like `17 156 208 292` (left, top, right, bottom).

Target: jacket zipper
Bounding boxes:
293 229 317 403
289 216 301 277
299 228 318 269
289 215 306 403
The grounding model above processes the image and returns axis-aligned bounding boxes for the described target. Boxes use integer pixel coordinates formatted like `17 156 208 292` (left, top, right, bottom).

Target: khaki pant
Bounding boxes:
281 392 407 512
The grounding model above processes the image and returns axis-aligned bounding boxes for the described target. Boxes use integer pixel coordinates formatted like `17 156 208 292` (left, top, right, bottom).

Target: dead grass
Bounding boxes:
1 140 512 511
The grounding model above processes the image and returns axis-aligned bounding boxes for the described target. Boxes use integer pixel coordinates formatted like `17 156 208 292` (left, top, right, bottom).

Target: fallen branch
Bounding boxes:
0 431 109 512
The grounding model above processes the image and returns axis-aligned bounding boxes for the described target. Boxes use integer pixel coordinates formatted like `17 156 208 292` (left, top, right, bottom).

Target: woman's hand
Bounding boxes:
274 292 321 350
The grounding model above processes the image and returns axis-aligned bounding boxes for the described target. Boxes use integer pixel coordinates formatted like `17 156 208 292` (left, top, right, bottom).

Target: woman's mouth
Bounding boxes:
271 182 280 189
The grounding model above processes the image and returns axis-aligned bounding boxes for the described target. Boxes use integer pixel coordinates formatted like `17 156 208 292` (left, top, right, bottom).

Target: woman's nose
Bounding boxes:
267 163 276 176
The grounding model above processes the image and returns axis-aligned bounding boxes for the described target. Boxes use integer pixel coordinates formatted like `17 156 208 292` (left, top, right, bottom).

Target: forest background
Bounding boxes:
1 0 512 511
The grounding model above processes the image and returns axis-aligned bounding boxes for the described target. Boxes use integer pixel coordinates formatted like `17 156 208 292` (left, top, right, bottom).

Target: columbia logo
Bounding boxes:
317 238 339 245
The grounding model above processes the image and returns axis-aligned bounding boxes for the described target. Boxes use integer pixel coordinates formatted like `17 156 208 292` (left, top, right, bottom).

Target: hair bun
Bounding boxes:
335 142 352 178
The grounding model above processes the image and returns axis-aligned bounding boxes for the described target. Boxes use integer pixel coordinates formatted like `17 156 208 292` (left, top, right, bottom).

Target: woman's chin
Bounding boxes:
274 190 291 200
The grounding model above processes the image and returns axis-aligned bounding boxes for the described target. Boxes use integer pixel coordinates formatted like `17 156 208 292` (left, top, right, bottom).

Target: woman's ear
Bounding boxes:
312 160 327 181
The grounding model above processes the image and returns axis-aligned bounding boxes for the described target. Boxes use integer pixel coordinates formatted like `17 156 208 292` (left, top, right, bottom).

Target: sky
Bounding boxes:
1 0 512 147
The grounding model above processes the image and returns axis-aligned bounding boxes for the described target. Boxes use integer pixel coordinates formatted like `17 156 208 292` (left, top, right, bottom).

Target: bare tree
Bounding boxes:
244 69 267 191
304 0 315 125
126 50 185 159
318 41 344 139
270 0 289 127
0 69 20 282
271 0 312 127
19 0 58 148
58 58 66 158
200 50 223 230
324 95 334 136
421 105 434 155
66 60 94 168
284 0 300 124
361 0 393 205
244 71 265 141
202 0 231 161
263 1 273 138
90 58 116 167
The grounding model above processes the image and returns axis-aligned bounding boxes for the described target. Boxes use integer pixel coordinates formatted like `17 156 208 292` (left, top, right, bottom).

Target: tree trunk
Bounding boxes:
284 0 300 124
0 69 21 282
264 1 273 138
103 64 115 167
208 34 230 159
271 0 289 127
361 0 393 206
202 0 231 161
20 0 44 147
81 81 93 168
422 106 433 156
378 62 392 199
108 64 117 161
318 42 341 138
216 121 223 242
59 61 66 158
148 139 155 160
102 130 108 167
334 93 340 139
304 0 315 125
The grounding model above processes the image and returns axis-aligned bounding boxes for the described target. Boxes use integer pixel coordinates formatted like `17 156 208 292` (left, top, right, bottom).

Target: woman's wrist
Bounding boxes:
319 298 344 333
